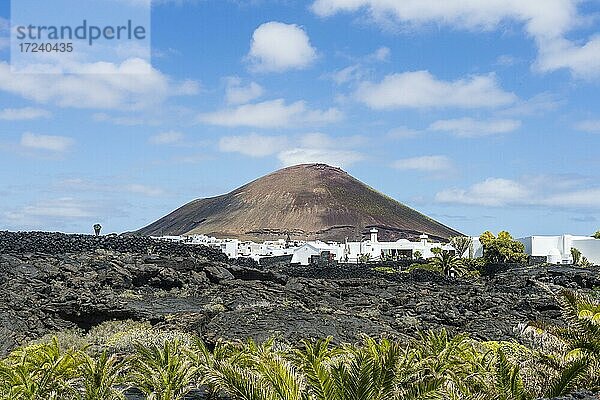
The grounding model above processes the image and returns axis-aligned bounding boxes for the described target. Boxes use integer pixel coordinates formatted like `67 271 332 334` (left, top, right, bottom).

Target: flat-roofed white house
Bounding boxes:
291 241 342 265
290 229 455 265
517 235 600 265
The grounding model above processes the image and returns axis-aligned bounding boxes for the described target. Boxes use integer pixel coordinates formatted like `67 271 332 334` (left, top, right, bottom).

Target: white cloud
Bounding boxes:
436 178 531 207
225 77 264 104
370 46 390 62
92 112 162 126
575 119 600 133
540 189 600 209
149 131 185 145
219 132 365 168
536 36 600 79
198 99 342 128
0 107 51 120
0 58 199 110
429 118 521 138
20 133 74 152
0 17 8 32
278 148 363 168
299 132 365 148
311 0 576 37
391 155 452 172
124 184 165 197
331 65 365 85
497 92 561 117
247 22 317 72
58 178 165 197
311 0 600 78
436 175 600 209
219 133 288 157
2 196 128 230
5 198 95 220
356 71 516 109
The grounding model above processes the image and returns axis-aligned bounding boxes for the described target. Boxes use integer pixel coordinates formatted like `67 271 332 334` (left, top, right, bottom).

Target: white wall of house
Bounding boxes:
290 230 454 265
517 235 600 265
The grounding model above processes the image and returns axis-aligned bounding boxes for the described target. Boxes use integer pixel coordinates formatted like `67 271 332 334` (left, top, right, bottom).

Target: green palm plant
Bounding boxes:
492 348 530 400
78 350 129 400
131 340 197 400
397 330 481 399
410 250 466 277
331 337 402 400
1 338 81 400
528 290 600 397
291 337 338 400
202 337 307 400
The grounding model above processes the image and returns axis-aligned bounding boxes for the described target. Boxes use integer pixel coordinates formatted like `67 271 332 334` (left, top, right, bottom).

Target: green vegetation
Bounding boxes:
0 290 598 399
409 248 481 277
571 248 592 268
593 230 600 240
450 236 473 259
479 231 528 264
571 248 582 265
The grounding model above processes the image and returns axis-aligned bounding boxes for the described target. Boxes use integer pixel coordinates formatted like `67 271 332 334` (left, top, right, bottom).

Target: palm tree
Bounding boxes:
131 340 197 400
1 338 81 400
201 338 307 400
78 350 129 400
412 250 466 277
527 290 600 397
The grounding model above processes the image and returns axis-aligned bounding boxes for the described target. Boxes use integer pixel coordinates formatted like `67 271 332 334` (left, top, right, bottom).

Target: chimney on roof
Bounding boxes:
370 228 379 243
420 234 429 245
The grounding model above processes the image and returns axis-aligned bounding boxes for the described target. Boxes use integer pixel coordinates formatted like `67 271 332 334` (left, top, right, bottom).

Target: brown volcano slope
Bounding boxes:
136 164 461 242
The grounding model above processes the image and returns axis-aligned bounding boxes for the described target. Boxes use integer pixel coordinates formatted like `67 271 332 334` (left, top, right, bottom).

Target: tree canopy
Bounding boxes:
479 231 528 264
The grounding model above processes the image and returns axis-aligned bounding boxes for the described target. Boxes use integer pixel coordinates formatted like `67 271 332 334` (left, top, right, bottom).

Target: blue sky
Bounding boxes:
1 0 599 237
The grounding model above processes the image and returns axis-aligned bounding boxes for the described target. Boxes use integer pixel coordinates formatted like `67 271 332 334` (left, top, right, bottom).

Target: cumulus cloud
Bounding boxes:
391 155 453 172
247 22 317 72
0 58 199 110
311 0 599 79
278 148 363 168
219 133 288 157
5 198 95 220
149 131 185 145
20 133 74 152
218 132 365 168
356 71 516 109
575 119 600 133
225 77 264 104
536 36 600 79
436 175 600 209
436 178 532 207
198 99 342 128
429 118 521 138
0 107 50 120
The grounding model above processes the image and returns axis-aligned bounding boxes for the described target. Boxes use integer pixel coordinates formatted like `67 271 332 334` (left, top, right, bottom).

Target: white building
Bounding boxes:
290 229 455 265
291 241 342 265
156 229 458 266
517 235 600 265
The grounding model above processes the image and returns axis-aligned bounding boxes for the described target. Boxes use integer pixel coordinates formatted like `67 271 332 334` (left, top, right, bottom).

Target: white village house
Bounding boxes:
517 235 600 265
291 229 455 265
154 231 600 266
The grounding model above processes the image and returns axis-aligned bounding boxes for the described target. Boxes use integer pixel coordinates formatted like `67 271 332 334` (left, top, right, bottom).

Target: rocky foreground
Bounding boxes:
1 231 600 358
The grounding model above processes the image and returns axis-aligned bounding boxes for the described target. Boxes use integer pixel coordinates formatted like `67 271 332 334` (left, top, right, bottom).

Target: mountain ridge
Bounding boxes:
136 163 461 242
